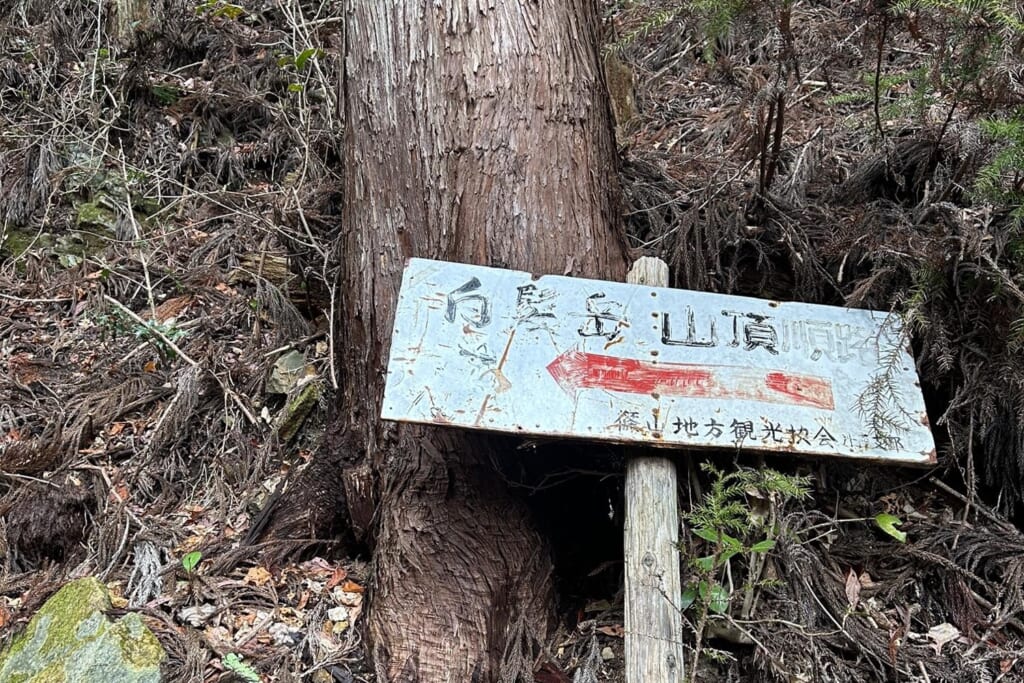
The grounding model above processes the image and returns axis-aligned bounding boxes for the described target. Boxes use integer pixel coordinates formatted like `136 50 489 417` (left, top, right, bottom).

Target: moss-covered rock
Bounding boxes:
0 577 165 683
75 200 117 231
0 228 55 258
277 379 323 442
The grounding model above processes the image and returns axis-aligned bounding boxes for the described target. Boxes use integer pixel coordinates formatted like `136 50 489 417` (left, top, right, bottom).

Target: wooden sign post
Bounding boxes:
381 257 937 680
624 257 685 681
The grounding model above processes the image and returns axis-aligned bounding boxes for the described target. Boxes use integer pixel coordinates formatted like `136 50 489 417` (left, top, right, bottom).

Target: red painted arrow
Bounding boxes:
546 350 834 410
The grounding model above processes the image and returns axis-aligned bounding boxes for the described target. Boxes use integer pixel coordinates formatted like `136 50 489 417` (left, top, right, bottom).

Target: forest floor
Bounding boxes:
3 0 1024 681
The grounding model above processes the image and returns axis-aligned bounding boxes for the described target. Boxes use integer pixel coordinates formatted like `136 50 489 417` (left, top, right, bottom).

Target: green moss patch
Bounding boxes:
0 578 165 683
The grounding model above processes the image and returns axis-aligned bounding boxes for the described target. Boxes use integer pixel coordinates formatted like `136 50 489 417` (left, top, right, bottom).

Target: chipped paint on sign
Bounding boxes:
381 259 937 465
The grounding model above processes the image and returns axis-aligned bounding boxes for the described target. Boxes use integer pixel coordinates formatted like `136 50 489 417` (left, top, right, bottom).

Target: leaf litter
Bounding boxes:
3 0 1024 681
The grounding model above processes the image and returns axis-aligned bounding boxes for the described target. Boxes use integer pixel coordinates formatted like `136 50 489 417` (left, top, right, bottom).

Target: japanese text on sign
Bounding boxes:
382 259 936 465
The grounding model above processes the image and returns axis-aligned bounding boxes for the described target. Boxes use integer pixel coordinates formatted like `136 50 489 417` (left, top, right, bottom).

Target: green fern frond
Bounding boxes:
1008 315 1024 351
825 91 873 107
974 113 1024 205
892 0 1024 33
688 0 753 62
855 316 919 446
687 463 811 534
616 8 681 48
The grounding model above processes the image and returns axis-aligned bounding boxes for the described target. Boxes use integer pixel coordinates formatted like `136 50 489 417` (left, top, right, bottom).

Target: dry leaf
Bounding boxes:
234 611 257 628
109 482 130 503
596 624 624 638
244 566 273 587
927 623 960 655
184 505 205 522
299 557 334 576
340 580 363 594
844 568 860 610
325 566 348 590
181 604 218 627
888 628 903 665
203 624 232 650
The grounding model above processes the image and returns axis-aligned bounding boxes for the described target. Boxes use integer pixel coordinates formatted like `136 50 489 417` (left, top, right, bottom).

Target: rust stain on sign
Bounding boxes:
382 259 937 466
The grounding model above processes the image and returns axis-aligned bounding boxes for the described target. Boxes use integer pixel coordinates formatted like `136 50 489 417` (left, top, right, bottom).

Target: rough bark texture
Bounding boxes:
110 0 149 44
340 2 629 680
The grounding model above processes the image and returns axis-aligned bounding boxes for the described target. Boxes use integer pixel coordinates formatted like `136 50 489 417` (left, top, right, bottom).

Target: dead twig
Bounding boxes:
102 295 256 424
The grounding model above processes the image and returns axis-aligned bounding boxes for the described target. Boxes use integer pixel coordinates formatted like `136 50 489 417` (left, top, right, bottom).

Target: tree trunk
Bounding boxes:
338 2 629 680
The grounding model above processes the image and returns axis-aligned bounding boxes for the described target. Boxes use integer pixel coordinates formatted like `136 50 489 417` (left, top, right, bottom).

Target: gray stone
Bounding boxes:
0 577 165 683
266 350 308 395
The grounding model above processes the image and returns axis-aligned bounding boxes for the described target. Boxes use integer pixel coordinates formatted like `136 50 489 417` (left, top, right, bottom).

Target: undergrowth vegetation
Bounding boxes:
3 0 1024 680
1 0 351 678
612 0 1024 507
606 0 1024 678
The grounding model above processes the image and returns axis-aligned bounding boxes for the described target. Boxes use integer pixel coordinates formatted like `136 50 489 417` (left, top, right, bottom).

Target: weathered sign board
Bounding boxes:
381 259 936 465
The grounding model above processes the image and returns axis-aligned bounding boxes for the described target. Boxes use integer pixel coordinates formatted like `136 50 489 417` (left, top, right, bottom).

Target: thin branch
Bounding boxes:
873 14 889 139
102 294 257 424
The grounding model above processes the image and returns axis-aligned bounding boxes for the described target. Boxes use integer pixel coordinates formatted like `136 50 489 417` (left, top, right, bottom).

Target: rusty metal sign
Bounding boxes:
381 259 936 465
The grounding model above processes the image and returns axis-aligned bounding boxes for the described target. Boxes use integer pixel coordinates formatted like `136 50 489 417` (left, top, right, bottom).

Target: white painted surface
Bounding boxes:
381 258 936 465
